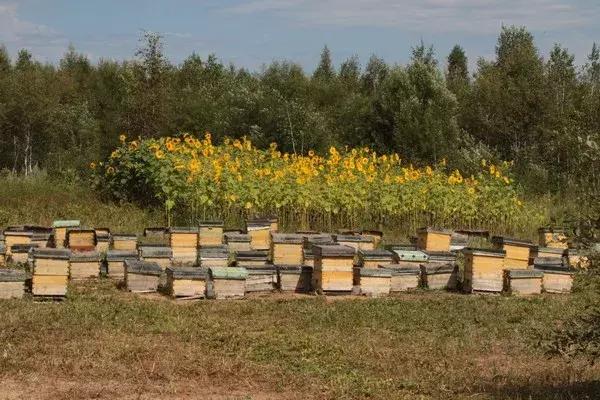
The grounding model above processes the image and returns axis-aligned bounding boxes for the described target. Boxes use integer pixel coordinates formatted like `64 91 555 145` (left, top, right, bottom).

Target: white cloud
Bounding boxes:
0 2 62 45
225 0 600 33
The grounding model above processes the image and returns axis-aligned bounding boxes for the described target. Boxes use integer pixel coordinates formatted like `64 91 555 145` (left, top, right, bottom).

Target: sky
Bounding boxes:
1 0 599 72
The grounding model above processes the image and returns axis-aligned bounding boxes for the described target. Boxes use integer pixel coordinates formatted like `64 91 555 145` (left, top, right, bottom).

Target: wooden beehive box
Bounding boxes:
124 260 162 293
0 269 27 299
353 267 391 297
391 249 429 264
52 220 80 248
106 250 138 281
69 251 100 281
67 228 98 253
9 244 38 265
312 245 355 294
491 236 532 269
207 266 248 299
144 227 169 240
3 230 33 256
198 246 229 268
245 265 277 293
357 249 394 268
31 232 51 249
246 220 271 250
536 246 565 259
169 227 198 265
140 246 173 270
503 269 543 296
224 232 252 253
165 266 207 299
416 228 453 252
333 234 375 252
31 248 71 297
198 221 224 247
361 230 384 248
385 264 421 292
302 248 315 268
538 227 568 249
271 233 304 265
450 232 469 252
420 252 458 290
566 249 589 269
462 248 506 293
95 228 111 253
277 265 312 293
302 234 334 262
235 250 269 268
111 234 138 251
534 257 573 293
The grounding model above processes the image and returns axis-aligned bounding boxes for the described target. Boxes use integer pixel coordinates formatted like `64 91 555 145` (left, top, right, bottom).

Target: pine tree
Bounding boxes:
446 45 469 97
313 45 335 82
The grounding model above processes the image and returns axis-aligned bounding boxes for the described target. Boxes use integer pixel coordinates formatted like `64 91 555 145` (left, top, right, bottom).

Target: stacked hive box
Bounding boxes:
124 260 162 293
31 230 52 249
271 233 304 265
416 228 453 252
198 246 229 268
111 234 138 251
52 220 80 248
538 227 568 249
462 248 507 293
169 227 198 265
106 250 138 281
334 235 375 252
313 245 355 294
0 269 27 299
491 236 532 269
302 234 334 268
31 248 70 297
235 250 269 268
69 251 100 280
208 267 248 299
384 264 421 292
277 265 312 292
10 244 37 264
198 221 224 247
357 249 394 268
536 247 565 259
144 227 169 239
3 229 32 256
245 265 277 293
67 229 97 253
95 228 111 253
224 232 252 253
420 251 458 290
504 269 543 295
140 246 173 270
361 230 384 248
246 220 271 250
534 257 573 293
166 267 207 299
353 267 391 297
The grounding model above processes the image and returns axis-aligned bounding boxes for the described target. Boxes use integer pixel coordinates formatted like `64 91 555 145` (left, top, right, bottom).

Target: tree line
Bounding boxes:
0 26 599 194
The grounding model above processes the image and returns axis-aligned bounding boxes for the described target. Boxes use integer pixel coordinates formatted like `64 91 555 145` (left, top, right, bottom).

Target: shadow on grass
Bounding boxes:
486 380 600 400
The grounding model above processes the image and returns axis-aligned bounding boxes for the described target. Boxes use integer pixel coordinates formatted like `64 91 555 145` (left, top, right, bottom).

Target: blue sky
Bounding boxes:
1 0 599 71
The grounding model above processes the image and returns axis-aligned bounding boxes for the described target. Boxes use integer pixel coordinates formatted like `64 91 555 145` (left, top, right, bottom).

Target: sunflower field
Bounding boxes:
92 133 545 235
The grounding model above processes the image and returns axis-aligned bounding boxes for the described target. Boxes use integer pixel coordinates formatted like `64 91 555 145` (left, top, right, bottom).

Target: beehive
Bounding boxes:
503 269 543 296
235 250 269 268
277 265 312 292
538 227 568 249
31 232 51 249
385 264 421 292
361 230 384 248
302 248 315 268
106 250 138 281
450 232 469 252
69 251 100 280
536 247 565 259
271 233 304 265
144 227 169 240
198 246 229 268
10 244 37 264
357 249 394 268
312 245 355 294
95 228 111 253
198 221 224 247
0 269 27 299
246 220 271 250
111 234 138 251
52 220 80 248
31 248 71 297
491 236 532 269
420 263 458 290
3 230 32 256
124 260 162 293
208 267 247 299
353 267 391 297
302 233 334 250
139 246 173 270
334 235 375 252
416 228 453 252
224 232 252 253
462 248 506 293
245 265 277 293
67 229 98 253
566 249 589 269
534 257 573 293
165 267 207 299
391 249 429 266
169 227 198 265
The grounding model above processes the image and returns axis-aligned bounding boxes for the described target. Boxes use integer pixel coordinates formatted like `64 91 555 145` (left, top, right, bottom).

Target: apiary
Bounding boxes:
534 257 573 293
198 246 229 268
361 230 384 248
245 265 277 293
416 228 453 252
31 248 71 297
165 266 207 299
462 248 507 293
224 232 252 253
246 220 271 250
139 246 173 270
491 236 532 269
334 234 375 252
356 249 394 268
111 234 138 251
235 250 269 268
31 232 51 249
124 260 162 293
198 221 224 247
312 245 355 294
95 228 111 253
353 267 391 297
0 269 27 299
52 220 80 248
169 227 198 265
3 229 32 256
106 250 138 281
384 264 421 292
503 269 543 295
536 246 565 259
277 265 312 292
69 251 100 280
538 227 568 249
271 233 304 265
10 244 37 264
67 228 97 252
566 248 589 269
207 266 248 299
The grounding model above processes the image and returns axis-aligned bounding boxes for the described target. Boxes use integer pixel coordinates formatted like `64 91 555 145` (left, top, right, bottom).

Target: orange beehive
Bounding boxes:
271 233 304 265
246 220 271 250
198 221 224 247
416 228 453 252
462 248 506 293
312 245 355 294
491 236 533 269
67 229 98 253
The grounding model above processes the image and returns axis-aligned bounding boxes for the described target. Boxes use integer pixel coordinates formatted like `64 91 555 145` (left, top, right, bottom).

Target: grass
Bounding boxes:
1 281 599 399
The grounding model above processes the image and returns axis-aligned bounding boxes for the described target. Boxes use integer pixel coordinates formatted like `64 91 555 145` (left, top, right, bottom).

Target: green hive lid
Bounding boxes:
417 227 453 235
166 266 207 279
198 220 224 227
421 263 457 274
462 247 506 257
272 233 304 244
235 250 269 260
32 248 71 259
225 232 251 242
125 259 162 276
505 269 543 279
393 249 429 262
313 244 356 257
491 236 533 247
355 267 391 278
106 250 138 261
358 249 393 259
140 247 173 258
0 269 27 282
11 244 39 253
537 247 566 255
384 263 421 275
70 251 100 262
334 234 371 243
424 251 458 261
169 227 198 233
209 266 248 280
52 220 80 228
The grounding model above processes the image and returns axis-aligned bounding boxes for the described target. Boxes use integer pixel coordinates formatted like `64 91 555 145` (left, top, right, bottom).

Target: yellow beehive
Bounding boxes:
0 269 27 299
95 228 111 253
357 249 394 269
139 246 173 270
106 250 138 281
491 236 533 269
67 229 98 253
462 248 506 293
538 227 568 249
334 235 374 252
3 230 32 256
353 267 391 297
31 231 52 249
224 232 252 253
9 244 37 264
124 260 162 293
198 246 229 268
503 269 543 296
313 245 355 294
111 234 138 251
534 258 573 293
246 220 271 250
169 227 198 265
385 264 421 292
536 247 565 259
166 267 207 299
52 220 80 248
566 249 589 269
271 233 304 265
361 230 384 248
69 251 100 281
416 228 453 252
207 267 248 299
31 248 71 297
198 221 224 247
277 265 311 292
